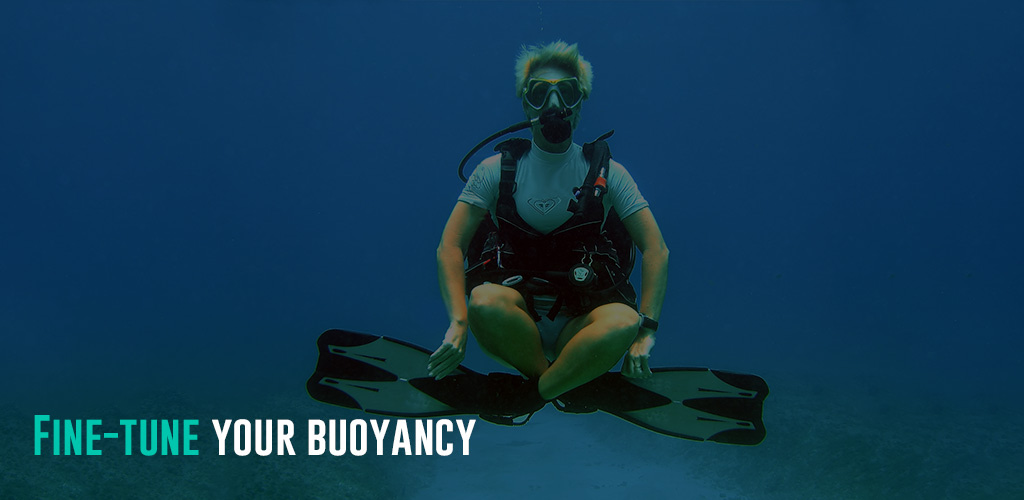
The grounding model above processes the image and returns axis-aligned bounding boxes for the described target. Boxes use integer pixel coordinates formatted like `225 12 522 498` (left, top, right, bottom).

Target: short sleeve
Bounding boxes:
457 154 502 211
606 159 649 219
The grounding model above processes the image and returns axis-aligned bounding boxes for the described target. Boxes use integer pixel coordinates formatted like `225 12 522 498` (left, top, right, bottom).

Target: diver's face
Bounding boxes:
523 66 582 151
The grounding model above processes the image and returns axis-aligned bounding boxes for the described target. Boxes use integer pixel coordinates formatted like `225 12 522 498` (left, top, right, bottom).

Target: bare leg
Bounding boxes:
467 284 549 378
537 303 639 400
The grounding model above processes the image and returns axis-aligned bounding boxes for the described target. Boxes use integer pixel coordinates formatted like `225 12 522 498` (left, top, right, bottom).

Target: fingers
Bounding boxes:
430 342 452 360
428 344 450 377
621 354 652 379
431 344 461 366
428 343 464 379
431 356 461 379
622 355 640 378
639 355 653 379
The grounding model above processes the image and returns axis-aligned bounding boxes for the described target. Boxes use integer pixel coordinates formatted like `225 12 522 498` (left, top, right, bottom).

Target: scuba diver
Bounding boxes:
306 43 761 442
429 41 670 417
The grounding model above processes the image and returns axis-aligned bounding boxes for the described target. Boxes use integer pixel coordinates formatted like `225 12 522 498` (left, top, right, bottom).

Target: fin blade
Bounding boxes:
626 368 767 403
317 329 472 380
615 368 768 444
308 375 463 417
307 330 478 418
554 368 768 444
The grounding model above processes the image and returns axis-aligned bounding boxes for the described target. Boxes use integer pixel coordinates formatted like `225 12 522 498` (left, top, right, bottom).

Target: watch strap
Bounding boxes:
638 313 659 332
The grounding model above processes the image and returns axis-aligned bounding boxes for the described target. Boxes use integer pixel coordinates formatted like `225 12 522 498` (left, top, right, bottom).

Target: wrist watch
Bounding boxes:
638 313 659 332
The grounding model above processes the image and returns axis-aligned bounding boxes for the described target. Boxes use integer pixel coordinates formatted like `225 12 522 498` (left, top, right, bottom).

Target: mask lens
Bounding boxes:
555 79 582 107
526 80 553 108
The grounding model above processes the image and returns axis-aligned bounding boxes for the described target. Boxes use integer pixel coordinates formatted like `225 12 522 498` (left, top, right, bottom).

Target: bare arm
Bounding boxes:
620 207 670 378
622 207 669 322
437 201 488 324
429 201 488 378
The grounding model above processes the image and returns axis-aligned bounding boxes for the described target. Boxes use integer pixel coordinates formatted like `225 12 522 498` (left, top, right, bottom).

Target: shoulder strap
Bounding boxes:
494 138 531 222
573 131 614 219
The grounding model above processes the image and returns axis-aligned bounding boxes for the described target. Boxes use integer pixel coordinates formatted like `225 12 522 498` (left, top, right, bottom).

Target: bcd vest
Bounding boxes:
464 133 638 319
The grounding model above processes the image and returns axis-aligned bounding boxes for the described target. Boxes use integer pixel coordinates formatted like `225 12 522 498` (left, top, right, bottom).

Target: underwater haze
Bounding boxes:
2 0 1022 498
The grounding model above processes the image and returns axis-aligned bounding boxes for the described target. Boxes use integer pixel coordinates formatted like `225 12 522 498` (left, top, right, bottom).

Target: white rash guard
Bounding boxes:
458 140 648 233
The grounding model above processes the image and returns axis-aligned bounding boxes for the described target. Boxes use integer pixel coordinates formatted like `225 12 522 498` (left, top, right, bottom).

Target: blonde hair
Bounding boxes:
514 40 593 99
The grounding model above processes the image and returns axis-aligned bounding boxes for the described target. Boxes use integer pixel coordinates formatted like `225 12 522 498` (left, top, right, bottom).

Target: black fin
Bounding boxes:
307 330 768 443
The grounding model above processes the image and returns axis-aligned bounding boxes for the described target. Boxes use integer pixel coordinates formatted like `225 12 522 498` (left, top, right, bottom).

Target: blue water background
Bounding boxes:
2 1 1022 498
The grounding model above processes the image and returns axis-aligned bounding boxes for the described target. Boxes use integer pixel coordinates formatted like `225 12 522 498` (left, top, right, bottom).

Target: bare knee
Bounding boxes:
557 303 640 356
468 284 523 318
594 304 641 343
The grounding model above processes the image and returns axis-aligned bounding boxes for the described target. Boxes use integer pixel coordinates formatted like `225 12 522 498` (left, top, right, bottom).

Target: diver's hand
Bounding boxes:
428 321 468 380
621 329 656 379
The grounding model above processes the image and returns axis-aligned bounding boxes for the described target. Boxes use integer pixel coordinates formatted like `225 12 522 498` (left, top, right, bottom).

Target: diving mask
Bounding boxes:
522 77 584 110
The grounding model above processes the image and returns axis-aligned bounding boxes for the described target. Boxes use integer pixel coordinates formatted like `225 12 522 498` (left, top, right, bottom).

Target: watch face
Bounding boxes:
640 314 658 331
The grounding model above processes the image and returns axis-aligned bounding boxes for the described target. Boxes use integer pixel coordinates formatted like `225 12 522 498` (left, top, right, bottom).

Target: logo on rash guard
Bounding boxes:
529 197 561 215
465 171 485 194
